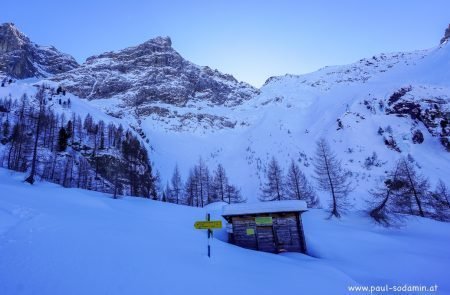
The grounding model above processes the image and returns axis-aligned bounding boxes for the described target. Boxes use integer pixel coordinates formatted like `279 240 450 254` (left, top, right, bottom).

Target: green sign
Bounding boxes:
255 216 273 226
246 228 255 235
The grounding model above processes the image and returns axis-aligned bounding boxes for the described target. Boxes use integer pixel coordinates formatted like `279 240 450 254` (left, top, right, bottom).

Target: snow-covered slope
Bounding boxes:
131 41 449 203
0 169 448 295
1 24 449 206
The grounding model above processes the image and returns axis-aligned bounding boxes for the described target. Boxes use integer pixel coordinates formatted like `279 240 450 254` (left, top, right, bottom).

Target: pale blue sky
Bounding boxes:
2 0 449 86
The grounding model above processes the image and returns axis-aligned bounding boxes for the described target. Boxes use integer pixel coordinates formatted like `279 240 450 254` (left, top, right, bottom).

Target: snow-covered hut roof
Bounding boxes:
222 200 307 217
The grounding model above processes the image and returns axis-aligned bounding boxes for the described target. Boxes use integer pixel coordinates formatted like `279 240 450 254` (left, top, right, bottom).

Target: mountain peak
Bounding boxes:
0 22 30 52
0 22 78 79
52 35 258 109
143 36 172 47
440 24 450 44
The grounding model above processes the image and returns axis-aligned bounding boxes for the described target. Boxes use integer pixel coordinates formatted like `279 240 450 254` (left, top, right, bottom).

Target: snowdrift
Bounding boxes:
0 169 449 295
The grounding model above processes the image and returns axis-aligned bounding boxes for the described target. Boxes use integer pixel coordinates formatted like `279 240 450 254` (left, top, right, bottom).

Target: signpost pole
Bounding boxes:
193 217 222 258
207 213 211 258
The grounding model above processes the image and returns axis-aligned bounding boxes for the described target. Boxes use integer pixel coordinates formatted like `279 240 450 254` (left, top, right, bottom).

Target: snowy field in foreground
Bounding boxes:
0 168 449 295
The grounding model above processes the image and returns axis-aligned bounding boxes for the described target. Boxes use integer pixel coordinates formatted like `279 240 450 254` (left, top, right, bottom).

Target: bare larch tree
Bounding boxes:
25 87 46 184
368 162 405 226
314 138 352 218
171 164 183 204
259 157 284 201
285 159 319 207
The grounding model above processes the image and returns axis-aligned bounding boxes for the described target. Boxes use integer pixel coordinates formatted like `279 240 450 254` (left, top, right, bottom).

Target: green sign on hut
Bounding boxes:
222 200 308 254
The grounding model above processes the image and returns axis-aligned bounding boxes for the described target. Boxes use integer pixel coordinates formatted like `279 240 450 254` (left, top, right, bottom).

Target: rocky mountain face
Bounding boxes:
384 85 450 151
51 36 259 121
0 23 78 79
441 24 450 44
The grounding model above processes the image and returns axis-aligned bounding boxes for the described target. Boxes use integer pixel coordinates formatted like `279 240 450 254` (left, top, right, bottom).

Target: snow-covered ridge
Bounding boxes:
263 49 430 90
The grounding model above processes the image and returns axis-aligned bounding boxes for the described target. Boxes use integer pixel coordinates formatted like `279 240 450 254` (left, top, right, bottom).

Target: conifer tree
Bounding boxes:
368 163 405 226
171 165 183 204
212 164 228 202
259 157 284 201
314 138 352 218
58 127 69 152
25 87 46 184
285 159 319 207
395 158 430 217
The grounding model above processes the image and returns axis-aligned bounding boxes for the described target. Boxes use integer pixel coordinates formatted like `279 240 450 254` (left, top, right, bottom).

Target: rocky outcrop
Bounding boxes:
51 36 258 107
0 23 78 79
385 87 450 151
440 24 450 44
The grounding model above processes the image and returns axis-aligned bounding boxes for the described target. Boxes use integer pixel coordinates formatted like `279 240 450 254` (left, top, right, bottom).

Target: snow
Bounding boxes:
0 169 449 295
222 200 307 216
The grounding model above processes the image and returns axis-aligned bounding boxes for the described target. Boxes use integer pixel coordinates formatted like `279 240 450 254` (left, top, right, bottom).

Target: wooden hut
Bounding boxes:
222 200 307 253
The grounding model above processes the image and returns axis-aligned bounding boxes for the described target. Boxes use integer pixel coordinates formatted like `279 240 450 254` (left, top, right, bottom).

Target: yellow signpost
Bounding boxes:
194 220 222 229
194 214 223 258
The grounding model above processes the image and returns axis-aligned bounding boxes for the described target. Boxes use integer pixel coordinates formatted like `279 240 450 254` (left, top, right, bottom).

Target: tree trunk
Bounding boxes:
25 112 42 184
323 148 338 218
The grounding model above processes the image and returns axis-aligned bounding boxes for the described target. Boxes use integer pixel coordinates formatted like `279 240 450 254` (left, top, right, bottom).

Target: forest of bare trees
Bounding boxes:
368 158 450 226
0 86 156 198
259 138 449 225
157 159 245 207
259 157 319 208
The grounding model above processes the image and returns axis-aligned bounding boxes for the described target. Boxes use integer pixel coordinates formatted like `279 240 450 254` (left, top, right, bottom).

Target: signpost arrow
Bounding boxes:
194 220 222 229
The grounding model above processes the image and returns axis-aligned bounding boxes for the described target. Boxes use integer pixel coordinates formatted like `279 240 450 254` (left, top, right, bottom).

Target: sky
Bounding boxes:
1 0 449 87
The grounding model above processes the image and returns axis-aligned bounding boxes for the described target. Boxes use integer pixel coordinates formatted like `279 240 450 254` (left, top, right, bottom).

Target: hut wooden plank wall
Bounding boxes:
222 200 307 254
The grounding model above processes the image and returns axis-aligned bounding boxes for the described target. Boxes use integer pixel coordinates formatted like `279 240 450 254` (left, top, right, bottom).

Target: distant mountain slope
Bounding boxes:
0 23 78 79
129 34 449 202
0 23 448 205
50 36 258 126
